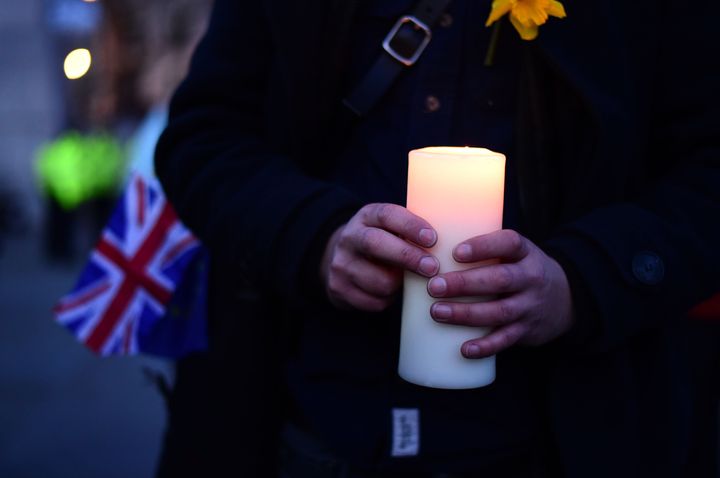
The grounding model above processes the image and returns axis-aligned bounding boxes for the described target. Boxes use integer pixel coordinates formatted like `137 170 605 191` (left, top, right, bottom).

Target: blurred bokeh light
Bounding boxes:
63 48 92 80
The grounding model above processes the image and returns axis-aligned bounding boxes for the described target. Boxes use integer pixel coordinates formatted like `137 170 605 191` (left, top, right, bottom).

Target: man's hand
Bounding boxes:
427 229 574 358
320 203 439 311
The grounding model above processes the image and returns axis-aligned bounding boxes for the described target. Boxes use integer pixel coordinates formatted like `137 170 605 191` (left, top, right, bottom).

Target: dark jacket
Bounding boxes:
156 0 720 476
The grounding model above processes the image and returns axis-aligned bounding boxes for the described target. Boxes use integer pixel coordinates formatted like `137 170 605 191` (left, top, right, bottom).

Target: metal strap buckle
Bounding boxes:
382 15 432 66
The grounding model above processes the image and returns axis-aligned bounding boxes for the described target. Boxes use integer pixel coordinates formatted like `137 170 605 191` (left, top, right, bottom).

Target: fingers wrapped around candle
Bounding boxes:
361 203 439 248
452 229 530 263
461 324 528 359
343 260 402 297
321 203 440 311
426 229 575 358
327 263 402 312
427 229 541 299
346 204 439 274
349 227 439 277
430 297 524 326
427 263 536 298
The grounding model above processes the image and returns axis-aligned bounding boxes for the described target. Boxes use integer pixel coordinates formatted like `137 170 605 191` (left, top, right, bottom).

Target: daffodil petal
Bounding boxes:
485 0 514 26
510 14 539 40
548 1 567 18
512 2 548 28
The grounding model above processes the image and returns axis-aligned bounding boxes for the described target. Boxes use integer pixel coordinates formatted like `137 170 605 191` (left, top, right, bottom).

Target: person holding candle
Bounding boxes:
154 0 720 477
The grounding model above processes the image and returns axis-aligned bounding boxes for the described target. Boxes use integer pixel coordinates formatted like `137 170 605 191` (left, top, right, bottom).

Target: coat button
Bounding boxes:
425 95 441 112
631 251 665 285
439 13 453 28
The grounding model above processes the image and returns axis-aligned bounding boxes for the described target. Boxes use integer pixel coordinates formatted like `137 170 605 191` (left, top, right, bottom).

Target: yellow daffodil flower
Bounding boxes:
486 0 567 40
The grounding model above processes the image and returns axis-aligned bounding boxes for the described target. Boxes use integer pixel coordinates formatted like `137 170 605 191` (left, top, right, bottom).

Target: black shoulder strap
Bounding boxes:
342 0 452 117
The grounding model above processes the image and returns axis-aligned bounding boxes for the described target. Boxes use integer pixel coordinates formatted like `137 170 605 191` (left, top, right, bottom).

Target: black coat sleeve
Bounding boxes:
155 0 360 301
544 1 720 353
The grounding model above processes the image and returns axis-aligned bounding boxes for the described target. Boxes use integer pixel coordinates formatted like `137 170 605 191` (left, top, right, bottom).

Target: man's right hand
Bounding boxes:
320 203 439 312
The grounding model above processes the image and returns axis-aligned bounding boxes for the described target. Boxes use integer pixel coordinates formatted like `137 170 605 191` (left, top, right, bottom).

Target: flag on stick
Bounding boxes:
54 173 208 357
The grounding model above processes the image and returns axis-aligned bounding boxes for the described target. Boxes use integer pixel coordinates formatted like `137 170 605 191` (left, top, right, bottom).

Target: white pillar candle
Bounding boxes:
399 147 505 389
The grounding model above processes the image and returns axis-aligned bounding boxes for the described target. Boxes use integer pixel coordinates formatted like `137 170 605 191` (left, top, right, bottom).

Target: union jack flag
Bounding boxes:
54 173 208 357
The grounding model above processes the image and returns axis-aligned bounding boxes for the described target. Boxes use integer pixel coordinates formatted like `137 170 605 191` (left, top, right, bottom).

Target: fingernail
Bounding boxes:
428 277 447 296
454 244 472 261
418 256 439 276
418 228 437 247
432 304 452 320
464 344 481 357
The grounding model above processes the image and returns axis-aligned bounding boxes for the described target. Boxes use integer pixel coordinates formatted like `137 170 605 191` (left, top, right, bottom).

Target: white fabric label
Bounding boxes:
391 408 420 457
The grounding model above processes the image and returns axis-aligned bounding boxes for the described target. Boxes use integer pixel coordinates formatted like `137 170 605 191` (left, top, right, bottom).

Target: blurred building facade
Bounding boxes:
0 0 60 232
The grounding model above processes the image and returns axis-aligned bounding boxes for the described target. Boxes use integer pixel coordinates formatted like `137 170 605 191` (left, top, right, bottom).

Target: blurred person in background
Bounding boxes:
37 0 209 259
0 183 25 256
156 1 720 477
39 0 142 260
126 0 211 179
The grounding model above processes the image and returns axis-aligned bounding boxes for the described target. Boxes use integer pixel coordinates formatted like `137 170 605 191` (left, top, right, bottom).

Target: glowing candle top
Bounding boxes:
407 147 506 242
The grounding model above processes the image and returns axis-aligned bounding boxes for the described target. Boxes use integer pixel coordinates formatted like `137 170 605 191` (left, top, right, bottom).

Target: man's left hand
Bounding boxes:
427 229 575 358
